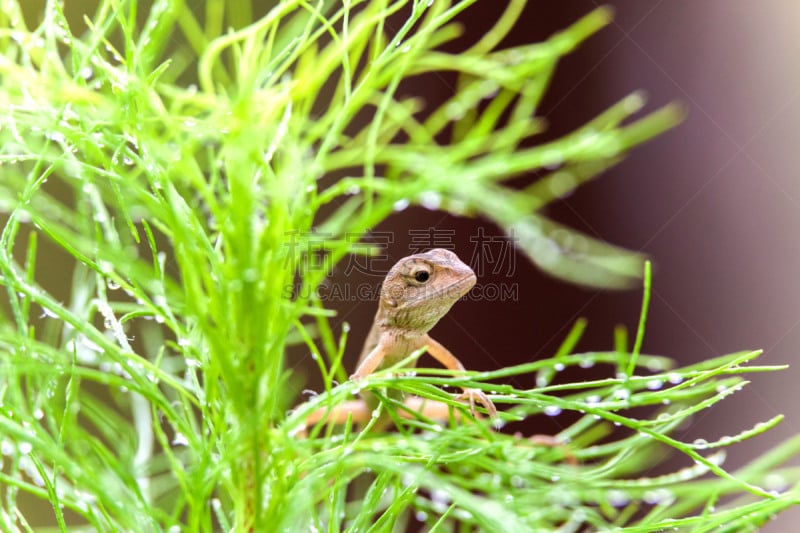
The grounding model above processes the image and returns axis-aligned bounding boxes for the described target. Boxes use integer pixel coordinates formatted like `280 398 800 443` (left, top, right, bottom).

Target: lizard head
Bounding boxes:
380 248 476 333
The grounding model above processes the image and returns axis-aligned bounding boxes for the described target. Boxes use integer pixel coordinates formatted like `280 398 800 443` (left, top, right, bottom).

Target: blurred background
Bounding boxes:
18 0 800 529
506 1 800 528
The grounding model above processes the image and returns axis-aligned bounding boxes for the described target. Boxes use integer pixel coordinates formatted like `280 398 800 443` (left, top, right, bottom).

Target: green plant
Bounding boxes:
0 1 797 531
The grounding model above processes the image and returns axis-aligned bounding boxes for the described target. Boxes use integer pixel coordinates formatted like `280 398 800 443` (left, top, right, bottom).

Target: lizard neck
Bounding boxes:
374 304 422 340
357 304 425 364
378 292 454 336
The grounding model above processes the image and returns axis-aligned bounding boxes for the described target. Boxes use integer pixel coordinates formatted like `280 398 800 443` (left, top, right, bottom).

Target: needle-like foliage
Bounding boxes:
0 1 797 531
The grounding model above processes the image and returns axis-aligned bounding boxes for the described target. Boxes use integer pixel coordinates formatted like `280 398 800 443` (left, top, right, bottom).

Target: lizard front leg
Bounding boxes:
300 342 390 430
350 339 390 380
422 334 497 419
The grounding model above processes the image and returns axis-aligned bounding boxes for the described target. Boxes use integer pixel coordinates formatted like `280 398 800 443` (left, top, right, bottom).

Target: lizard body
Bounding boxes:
307 249 496 428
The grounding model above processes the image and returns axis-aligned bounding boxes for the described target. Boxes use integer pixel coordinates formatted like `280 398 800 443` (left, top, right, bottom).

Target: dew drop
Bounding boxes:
613 388 630 400
418 191 441 210
393 198 410 211
543 405 562 416
606 489 630 507
646 379 663 390
1 440 14 456
644 488 674 505
707 450 726 466
39 306 58 319
764 473 788 493
46 131 66 144
667 372 683 384
430 488 451 506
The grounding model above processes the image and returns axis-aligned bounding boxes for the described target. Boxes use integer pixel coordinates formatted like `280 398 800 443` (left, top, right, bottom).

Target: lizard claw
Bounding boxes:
456 388 497 419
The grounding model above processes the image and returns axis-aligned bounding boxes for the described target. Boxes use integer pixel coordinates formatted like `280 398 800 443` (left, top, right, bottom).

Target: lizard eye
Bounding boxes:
413 270 430 283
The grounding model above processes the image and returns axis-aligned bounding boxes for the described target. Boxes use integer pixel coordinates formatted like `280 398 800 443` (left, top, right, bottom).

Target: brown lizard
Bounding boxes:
306 248 497 428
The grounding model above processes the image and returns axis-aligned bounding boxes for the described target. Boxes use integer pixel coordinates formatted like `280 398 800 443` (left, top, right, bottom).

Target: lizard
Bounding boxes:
306 248 497 428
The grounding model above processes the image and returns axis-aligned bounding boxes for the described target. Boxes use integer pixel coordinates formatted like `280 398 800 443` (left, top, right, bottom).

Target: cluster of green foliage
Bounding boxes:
0 0 797 531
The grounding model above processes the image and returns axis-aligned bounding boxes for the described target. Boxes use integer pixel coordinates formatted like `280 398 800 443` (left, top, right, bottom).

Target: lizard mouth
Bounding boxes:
416 272 476 303
448 272 477 293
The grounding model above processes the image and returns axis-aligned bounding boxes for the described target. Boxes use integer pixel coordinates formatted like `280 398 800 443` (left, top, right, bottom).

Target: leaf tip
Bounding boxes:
596 5 616 24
